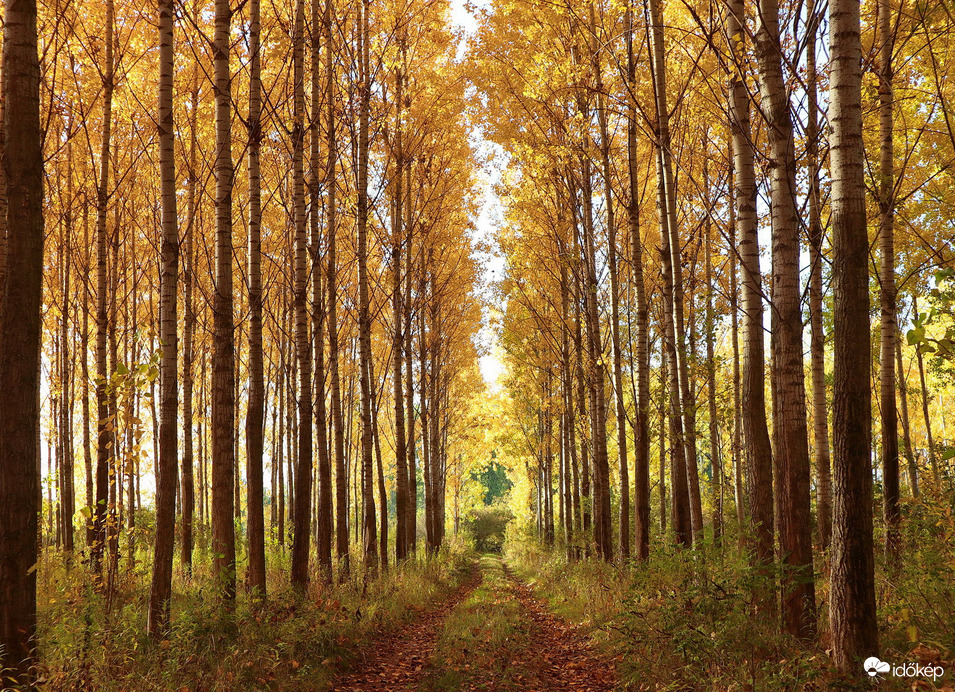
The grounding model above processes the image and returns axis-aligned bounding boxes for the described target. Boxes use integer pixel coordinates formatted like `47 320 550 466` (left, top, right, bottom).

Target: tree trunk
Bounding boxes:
61 139 75 555
148 0 179 634
877 0 900 559
245 0 266 597
356 0 378 573
0 0 42 673
291 0 313 590
754 0 816 638
914 294 937 481
829 0 879 668
727 0 774 574
325 0 349 579
590 5 628 560
311 0 332 583
703 155 722 547
805 0 831 551
727 143 745 531
211 0 237 603
181 79 198 574
625 6 650 562
392 48 409 563
895 336 918 497
405 208 418 556
648 0 702 544
92 0 115 576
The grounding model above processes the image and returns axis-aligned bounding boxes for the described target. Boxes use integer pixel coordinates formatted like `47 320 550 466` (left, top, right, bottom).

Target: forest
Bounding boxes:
1 0 954 687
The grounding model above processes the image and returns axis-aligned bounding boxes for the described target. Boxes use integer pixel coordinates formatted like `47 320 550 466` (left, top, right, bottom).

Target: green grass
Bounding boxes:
422 554 537 691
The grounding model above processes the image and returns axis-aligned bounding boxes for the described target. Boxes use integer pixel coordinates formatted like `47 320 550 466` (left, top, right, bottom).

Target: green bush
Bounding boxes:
464 505 513 553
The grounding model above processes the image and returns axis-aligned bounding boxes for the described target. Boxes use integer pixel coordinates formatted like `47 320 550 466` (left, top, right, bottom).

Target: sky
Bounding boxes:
448 0 508 392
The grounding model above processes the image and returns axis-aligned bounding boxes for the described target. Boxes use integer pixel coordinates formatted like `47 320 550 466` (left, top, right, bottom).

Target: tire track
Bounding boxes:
333 564 483 691
500 560 617 691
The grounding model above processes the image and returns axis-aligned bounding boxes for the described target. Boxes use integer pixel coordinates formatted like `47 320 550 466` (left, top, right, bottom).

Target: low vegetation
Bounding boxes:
34 542 473 691
505 494 955 691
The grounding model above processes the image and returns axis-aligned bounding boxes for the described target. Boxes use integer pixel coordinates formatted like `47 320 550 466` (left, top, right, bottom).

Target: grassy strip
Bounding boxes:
35 541 474 690
422 554 541 691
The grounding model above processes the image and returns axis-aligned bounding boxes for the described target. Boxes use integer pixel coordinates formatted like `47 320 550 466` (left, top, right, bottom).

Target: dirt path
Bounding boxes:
498 561 617 691
418 555 617 691
332 565 483 691
336 555 617 691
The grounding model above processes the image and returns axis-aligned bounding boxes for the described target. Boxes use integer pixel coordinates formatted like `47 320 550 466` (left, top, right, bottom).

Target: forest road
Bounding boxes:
332 562 483 691
494 559 618 691
335 554 618 691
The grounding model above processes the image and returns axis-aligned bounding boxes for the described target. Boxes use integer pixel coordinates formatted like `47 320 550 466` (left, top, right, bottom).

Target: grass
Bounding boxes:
422 554 537 691
506 531 955 692
33 537 474 691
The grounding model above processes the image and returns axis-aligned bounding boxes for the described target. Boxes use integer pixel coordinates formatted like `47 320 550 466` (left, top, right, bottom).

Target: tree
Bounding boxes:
148 0 179 634
0 0 43 675
245 0 267 597
829 0 879 669
392 38 410 563
648 0 699 547
753 0 816 638
726 0 774 578
805 0 831 550
211 0 237 603
290 0 313 591
92 0 116 577
356 0 378 572
878 0 901 559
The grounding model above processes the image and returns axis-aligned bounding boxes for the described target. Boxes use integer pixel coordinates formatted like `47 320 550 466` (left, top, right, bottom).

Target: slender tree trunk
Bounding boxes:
245 0 266 597
829 0 879 668
877 0 900 559
356 0 378 573
589 5 628 560
81 203 94 548
211 0 237 603
805 0 831 551
370 360 388 568
181 80 198 573
92 0 115 576
648 0 702 544
325 0 349 579
625 7 650 562
291 0 313 590
703 157 722 548
0 0 42 673
148 0 179 633
658 337 668 533
727 146 744 532
311 0 332 582
727 0 774 575
754 0 816 638
576 144 612 561
914 294 937 481
61 143 75 555
405 159 417 555
896 336 918 497
392 49 409 563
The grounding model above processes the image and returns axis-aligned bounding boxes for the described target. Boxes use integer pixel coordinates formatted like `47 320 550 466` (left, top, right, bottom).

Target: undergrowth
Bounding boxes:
33 539 473 691
506 510 955 692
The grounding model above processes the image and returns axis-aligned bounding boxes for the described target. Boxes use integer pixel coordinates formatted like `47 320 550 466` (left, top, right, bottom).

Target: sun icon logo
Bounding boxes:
864 657 891 677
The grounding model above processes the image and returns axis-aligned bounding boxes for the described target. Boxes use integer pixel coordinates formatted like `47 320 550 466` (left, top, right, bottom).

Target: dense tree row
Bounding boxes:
1 0 485 682
475 0 955 674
